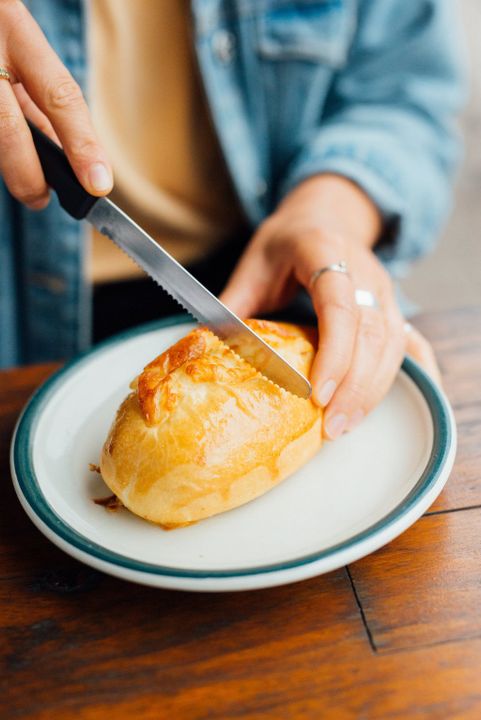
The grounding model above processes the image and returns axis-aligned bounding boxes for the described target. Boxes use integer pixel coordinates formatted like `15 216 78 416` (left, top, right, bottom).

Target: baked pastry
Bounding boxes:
100 319 322 528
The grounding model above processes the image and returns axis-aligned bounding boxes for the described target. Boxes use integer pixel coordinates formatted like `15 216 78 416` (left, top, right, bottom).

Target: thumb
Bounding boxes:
219 238 276 318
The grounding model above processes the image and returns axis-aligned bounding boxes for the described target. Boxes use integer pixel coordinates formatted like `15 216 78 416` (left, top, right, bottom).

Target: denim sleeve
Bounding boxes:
279 0 467 276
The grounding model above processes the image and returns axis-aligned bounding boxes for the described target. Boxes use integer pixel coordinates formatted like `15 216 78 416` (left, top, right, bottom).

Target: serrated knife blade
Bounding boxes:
87 198 311 399
26 120 310 398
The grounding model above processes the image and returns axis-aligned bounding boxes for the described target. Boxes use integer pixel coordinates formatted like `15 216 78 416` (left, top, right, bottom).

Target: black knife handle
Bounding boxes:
28 121 98 220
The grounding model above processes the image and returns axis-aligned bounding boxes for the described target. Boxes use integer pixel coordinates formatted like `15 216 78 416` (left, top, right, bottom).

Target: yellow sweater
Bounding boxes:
89 0 245 283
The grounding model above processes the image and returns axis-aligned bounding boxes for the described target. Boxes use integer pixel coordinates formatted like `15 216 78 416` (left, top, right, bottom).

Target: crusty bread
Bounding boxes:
100 319 322 528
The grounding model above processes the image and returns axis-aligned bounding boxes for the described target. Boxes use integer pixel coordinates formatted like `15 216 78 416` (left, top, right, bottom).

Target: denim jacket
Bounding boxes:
0 0 465 367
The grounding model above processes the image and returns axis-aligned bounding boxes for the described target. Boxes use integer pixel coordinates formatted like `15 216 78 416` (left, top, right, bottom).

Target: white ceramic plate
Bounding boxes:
11 315 456 592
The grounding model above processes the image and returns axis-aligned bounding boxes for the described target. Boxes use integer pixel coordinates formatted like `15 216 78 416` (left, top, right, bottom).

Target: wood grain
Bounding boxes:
414 306 481 512
30 639 481 719
349 509 481 651
1 307 481 719
1 567 366 719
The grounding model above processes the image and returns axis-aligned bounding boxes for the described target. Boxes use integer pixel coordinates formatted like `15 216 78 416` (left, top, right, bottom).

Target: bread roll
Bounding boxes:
100 319 322 528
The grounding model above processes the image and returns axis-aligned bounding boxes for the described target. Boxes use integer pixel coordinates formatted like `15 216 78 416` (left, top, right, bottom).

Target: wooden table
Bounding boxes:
2 306 481 719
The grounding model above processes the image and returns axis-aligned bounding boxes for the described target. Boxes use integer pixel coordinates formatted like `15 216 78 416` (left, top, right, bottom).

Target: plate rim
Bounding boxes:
10 314 456 581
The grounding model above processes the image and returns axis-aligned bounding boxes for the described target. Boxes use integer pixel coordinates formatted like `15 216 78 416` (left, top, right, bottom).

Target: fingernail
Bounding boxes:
348 410 364 432
316 379 337 407
325 413 348 440
89 162 112 192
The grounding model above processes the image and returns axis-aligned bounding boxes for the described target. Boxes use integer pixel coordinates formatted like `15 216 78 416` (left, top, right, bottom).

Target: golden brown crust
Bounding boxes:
100 319 322 528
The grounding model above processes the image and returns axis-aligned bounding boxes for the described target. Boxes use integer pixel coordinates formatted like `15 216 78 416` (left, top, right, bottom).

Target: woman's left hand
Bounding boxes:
220 174 438 440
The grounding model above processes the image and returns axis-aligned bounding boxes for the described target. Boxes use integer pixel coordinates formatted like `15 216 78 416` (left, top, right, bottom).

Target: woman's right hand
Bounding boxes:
0 0 112 210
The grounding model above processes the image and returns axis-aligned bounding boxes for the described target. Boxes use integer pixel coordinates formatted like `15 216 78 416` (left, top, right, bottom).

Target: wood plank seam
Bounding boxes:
424 504 481 516
345 566 377 653
369 631 481 657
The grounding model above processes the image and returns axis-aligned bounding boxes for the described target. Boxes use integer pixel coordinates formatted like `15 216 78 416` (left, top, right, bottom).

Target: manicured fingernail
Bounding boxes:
89 162 112 192
325 413 348 440
316 379 337 407
348 410 364 432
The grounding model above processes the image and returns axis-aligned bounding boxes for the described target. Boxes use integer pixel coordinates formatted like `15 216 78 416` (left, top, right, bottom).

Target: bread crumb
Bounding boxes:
93 494 123 511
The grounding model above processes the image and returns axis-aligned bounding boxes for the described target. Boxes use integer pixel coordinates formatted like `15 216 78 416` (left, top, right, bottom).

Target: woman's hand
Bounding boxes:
220 174 440 439
0 0 112 209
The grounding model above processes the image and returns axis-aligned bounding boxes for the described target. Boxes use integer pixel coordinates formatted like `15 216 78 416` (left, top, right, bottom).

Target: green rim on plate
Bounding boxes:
12 314 453 579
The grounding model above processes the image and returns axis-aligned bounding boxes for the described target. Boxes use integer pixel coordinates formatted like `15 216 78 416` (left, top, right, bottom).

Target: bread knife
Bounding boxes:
28 122 311 399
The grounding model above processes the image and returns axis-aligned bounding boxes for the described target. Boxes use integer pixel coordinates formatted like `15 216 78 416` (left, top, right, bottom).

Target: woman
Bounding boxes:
0 0 464 439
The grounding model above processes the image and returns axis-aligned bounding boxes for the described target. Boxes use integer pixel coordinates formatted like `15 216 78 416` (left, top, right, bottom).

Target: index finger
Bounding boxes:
8 2 112 195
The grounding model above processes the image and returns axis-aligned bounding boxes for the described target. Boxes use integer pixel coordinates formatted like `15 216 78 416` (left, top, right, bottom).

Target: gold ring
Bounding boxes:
309 260 349 290
0 67 11 82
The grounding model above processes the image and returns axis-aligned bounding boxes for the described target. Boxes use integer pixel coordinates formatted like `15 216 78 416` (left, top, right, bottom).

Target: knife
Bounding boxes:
28 122 311 399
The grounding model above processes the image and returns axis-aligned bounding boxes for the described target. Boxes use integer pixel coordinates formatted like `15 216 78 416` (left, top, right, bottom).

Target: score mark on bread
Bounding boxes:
100 320 322 528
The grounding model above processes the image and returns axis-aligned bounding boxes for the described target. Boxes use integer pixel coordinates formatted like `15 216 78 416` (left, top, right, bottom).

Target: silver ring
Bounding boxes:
355 289 380 310
309 260 349 290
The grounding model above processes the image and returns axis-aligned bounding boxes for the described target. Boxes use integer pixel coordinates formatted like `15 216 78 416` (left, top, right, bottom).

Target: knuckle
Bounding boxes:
301 226 337 247
295 227 325 245
359 317 385 349
342 380 366 407
8 179 47 206
15 188 46 206
322 297 357 322
295 230 345 265
0 107 22 139
318 350 351 379
46 77 83 111
68 137 99 163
